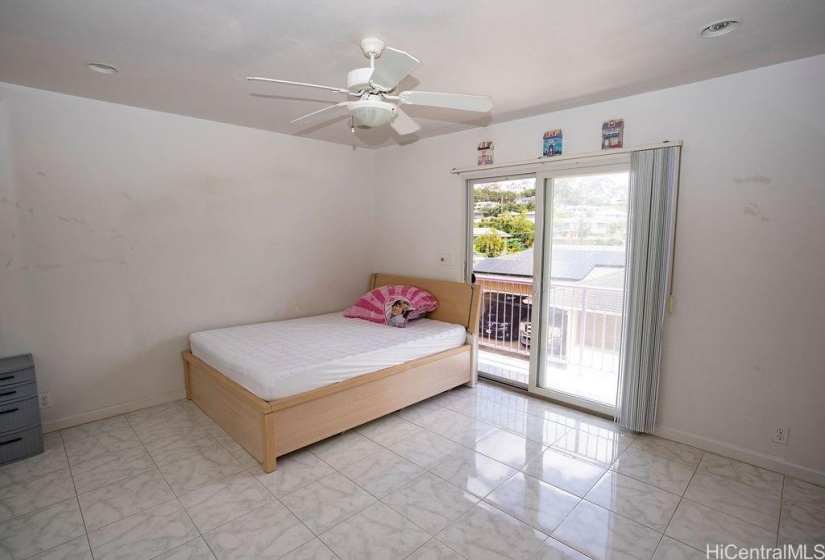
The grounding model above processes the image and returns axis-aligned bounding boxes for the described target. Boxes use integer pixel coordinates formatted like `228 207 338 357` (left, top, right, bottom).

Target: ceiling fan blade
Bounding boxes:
390 107 420 136
398 91 493 113
369 47 420 91
247 77 350 95
291 102 350 126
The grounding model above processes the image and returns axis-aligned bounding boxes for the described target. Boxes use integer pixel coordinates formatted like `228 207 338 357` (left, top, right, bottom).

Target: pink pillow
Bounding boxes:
344 285 439 327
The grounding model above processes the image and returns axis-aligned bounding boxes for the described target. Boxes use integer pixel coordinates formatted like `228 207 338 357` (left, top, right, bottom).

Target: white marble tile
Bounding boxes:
405 539 464 560
158 446 244 496
697 453 784 495
143 425 221 466
684 471 781 531
355 413 423 446
233 448 264 473
28 535 92 560
612 445 697 495
552 501 661 560
179 471 275 533
125 401 190 432
485 472 579 535
779 501 825 543
320 502 430 560
426 412 499 447
529 537 590 560
70 445 155 494
88 499 199 560
783 477 825 512
386 430 464 470
254 450 336 497
382 473 479 535
431 449 517 498
398 401 456 427
522 416 573 446
585 471 681 532
472 430 546 470
279 538 338 560
203 501 314 559
209 427 247 457
62 416 142 466
0 432 68 489
630 436 704 468
437 501 548 560
339 448 424 499
551 428 631 468
665 499 777 550
309 431 382 470
0 467 75 523
279 472 376 534
61 415 133 444
78 468 175 531
153 537 216 559
133 417 205 447
0 497 85 560
652 537 706 560
522 448 606 498
575 415 636 438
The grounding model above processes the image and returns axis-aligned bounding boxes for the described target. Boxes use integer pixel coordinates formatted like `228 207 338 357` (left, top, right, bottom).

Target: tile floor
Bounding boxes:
0 380 823 559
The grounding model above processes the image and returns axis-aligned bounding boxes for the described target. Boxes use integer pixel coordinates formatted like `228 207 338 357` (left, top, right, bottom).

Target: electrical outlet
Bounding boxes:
772 424 789 445
38 392 51 409
438 254 453 266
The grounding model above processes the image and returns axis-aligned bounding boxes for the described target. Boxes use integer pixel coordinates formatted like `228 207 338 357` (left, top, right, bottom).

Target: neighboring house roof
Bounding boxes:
473 245 625 281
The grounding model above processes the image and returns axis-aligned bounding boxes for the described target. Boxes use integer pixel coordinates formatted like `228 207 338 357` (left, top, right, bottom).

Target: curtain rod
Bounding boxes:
451 140 682 175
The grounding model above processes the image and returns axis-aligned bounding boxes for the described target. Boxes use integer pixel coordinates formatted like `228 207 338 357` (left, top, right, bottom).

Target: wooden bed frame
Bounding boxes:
182 273 481 473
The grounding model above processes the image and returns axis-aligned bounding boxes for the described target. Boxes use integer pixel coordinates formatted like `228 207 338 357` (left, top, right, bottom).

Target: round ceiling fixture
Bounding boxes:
699 19 741 38
84 62 119 74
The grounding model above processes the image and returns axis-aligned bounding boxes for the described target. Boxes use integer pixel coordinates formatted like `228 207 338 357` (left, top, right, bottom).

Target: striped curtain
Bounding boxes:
616 146 681 432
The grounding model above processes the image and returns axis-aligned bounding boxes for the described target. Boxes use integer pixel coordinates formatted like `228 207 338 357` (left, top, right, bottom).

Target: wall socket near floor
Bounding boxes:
772 424 789 445
38 392 51 409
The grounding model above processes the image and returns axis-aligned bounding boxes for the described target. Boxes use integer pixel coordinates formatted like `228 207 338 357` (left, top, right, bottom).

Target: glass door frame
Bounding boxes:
465 173 536 389
528 157 630 417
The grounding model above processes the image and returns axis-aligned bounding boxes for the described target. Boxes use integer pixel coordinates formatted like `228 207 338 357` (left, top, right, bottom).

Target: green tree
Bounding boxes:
474 230 506 257
479 212 535 249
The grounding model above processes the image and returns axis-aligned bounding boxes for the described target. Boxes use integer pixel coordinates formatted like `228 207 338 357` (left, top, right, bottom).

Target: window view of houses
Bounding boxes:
472 174 629 405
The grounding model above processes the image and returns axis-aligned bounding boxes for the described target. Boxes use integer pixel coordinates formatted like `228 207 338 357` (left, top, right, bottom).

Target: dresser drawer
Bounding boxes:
0 424 44 466
0 353 34 388
0 366 36 388
0 396 41 433
0 381 38 404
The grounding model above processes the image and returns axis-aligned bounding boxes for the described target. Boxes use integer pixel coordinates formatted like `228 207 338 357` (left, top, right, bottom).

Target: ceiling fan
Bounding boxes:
247 38 493 135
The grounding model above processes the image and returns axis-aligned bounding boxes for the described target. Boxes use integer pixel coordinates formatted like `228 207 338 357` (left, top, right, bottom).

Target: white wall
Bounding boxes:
373 55 825 481
0 83 376 431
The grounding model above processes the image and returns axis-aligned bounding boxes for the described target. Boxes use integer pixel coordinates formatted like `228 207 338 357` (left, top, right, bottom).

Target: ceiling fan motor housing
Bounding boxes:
347 68 374 93
348 98 397 128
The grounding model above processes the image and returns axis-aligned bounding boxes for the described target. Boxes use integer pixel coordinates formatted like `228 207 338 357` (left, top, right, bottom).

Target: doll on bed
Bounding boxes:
386 299 414 327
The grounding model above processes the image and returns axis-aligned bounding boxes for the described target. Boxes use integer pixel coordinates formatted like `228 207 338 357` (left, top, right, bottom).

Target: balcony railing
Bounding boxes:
475 275 624 376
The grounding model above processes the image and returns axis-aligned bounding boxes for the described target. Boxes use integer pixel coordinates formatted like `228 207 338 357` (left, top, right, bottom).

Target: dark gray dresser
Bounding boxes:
0 354 44 465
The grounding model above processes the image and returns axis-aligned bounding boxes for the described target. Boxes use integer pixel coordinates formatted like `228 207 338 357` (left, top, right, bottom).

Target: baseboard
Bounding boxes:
42 389 187 434
655 424 825 487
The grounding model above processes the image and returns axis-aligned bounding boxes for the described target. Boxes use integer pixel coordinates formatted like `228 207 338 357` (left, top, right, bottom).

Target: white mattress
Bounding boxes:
190 312 467 401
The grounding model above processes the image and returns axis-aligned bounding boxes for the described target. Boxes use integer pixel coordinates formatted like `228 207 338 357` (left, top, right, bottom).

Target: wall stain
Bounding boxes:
744 202 770 224
32 264 62 270
0 197 9 205
58 215 87 225
734 175 772 185
4 258 11 269
36 171 46 177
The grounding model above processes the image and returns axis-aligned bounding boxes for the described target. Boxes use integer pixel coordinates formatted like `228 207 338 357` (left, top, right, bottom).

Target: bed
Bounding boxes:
182 273 481 473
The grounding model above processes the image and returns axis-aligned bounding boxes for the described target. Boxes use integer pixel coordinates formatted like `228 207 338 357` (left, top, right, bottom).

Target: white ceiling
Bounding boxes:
2 1 824 149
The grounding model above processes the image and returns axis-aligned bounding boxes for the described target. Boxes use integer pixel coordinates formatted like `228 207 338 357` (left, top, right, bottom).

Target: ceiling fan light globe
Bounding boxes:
348 99 396 128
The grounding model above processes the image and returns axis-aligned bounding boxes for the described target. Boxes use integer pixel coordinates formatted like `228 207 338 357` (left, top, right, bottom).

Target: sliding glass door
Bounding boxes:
529 167 630 414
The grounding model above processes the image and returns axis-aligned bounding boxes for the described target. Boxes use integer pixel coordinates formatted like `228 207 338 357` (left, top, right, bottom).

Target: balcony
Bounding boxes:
476 274 621 406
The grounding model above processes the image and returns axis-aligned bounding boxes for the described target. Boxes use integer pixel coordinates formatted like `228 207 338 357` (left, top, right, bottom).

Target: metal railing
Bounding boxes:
475 275 624 375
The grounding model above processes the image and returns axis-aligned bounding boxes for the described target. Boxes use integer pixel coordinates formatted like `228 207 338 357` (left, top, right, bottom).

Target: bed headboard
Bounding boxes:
370 273 481 334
